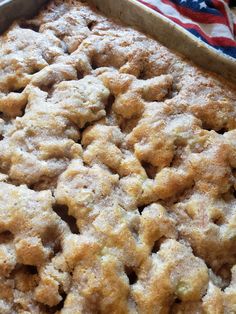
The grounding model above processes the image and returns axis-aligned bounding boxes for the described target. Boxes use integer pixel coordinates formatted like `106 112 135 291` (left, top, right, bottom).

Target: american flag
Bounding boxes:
135 0 236 58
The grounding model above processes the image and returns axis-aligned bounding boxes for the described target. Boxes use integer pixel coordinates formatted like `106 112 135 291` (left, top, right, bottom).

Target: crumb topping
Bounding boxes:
0 1 236 313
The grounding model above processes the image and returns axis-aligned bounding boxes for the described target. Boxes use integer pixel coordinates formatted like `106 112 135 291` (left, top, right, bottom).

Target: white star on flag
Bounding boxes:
199 1 207 9
180 0 187 2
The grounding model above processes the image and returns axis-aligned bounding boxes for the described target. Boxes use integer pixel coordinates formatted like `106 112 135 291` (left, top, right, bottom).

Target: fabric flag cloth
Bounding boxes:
135 0 236 58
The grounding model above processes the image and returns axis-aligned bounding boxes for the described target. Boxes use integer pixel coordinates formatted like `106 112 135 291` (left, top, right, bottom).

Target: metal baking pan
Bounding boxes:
0 0 47 31
0 0 236 84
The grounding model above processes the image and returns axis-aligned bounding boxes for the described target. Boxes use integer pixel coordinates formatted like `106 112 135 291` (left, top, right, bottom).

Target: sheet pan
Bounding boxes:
0 0 47 33
0 0 236 84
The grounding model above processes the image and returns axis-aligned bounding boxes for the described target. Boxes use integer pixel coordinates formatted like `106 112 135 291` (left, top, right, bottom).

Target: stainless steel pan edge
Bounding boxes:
0 0 236 84
0 0 47 33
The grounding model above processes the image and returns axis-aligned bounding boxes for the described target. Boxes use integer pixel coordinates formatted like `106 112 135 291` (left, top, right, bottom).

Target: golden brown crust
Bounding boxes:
0 0 236 313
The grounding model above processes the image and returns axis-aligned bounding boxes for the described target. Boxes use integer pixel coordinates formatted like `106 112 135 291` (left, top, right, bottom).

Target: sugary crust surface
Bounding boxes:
0 0 236 313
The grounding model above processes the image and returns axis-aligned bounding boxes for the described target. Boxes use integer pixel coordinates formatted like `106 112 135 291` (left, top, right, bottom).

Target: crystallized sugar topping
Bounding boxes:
0 1 236 313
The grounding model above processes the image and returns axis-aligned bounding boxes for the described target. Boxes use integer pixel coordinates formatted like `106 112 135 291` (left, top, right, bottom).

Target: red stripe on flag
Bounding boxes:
210 0 232 31
168 17 236 46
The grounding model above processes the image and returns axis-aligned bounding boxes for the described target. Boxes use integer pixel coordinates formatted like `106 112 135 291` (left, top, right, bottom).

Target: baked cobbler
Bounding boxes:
0 0 236 313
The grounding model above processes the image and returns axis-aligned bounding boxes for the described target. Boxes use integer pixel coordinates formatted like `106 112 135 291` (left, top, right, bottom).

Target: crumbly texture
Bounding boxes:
0 0 236 313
